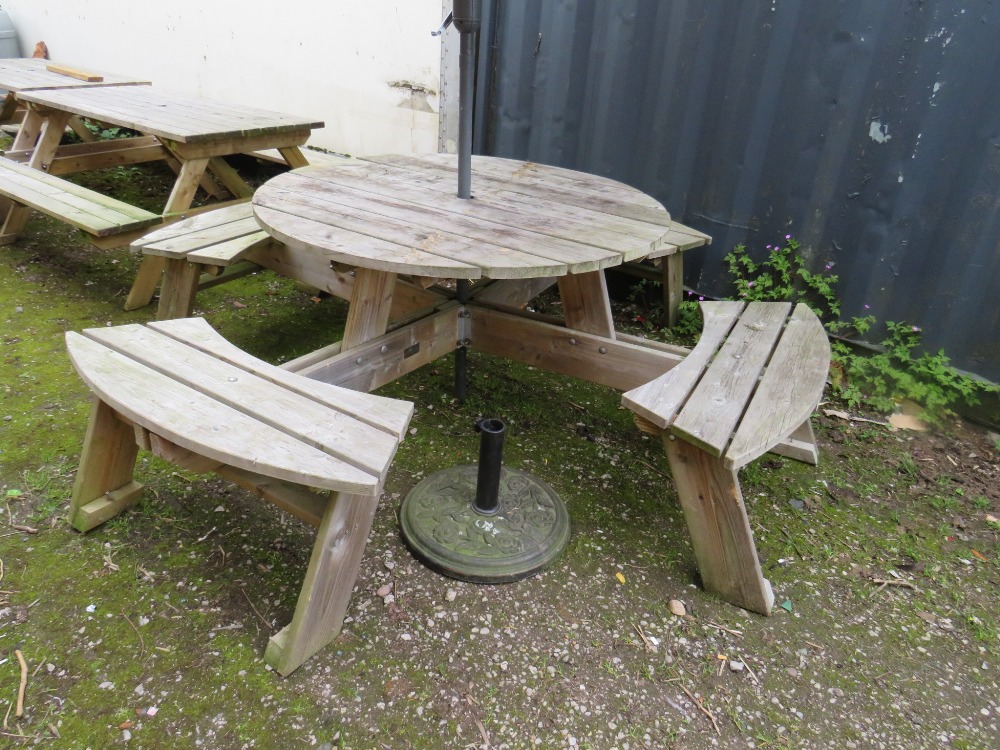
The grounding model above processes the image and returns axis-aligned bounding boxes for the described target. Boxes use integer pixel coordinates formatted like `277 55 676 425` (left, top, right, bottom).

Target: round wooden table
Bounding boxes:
252 153 684 356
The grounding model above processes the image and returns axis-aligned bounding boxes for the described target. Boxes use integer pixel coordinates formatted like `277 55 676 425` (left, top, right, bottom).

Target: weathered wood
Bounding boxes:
299 305 462 392
342 269 397 351
45 64 103 82
672 302 791 457
557 270 616 338
621 301 745 428
621 301 829 616
0 153 160 237
726 303 830 469
156 258 203 320
68 398 143 533
264 486 381 676
148 317 413 438
0 58 149 91
470 305 684 391
665 436 774 615
67 318 411 674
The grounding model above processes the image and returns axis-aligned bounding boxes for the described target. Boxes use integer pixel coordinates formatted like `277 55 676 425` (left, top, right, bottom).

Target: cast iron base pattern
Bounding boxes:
400 465 570 583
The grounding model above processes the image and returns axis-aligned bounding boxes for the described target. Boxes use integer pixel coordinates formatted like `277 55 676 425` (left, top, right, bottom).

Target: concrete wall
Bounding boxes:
1 0 447 157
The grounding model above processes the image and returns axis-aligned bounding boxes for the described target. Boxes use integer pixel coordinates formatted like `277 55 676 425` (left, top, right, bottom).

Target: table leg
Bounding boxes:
207 156 254 199
124 156 211 311
341 268 397 351
557 269 616 338
663 252 684 328
278 146 310 169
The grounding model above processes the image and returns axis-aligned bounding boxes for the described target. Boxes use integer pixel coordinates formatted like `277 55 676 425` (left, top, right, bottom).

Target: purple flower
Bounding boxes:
911 325 922 332
864 304 871 309
748 281 755 287
785 234 792 240
698 296 705 301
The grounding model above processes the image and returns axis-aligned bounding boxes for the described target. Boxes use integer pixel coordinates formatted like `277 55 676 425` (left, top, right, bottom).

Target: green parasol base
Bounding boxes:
399 464 570 583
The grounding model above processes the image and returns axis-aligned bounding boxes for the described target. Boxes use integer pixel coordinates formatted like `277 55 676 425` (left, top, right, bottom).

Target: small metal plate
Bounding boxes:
399 465 570 583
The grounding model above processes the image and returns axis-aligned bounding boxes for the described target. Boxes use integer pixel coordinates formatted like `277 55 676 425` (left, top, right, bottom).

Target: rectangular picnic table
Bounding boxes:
0 81 324 307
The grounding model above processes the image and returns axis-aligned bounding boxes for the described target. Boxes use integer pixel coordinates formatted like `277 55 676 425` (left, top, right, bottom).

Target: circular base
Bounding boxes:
399 465 570 583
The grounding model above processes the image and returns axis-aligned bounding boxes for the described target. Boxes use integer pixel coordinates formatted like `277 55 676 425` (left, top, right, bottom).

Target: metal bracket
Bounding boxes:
456 305 472 345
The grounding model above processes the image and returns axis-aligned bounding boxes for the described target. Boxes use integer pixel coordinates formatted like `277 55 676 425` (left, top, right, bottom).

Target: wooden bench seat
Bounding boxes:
66 316 413 675
622 301 830 615
0 155 160 243
129 203 275 319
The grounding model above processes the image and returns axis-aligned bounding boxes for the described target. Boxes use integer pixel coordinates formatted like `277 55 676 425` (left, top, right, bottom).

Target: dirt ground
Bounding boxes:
0 159 998 750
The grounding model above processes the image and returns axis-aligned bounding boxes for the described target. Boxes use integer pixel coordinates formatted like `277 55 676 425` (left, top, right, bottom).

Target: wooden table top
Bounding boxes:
252 154 673 280
0 58 150 92
14 85 324 144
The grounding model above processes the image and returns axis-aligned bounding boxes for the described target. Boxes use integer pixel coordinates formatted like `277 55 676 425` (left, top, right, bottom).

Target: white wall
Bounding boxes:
1 0 448 157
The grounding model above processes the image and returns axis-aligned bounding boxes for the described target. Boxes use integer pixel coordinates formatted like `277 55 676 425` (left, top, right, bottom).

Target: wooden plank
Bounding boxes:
253 202 482 278
725 303 830 469
557 270 616 338
216 465 327 528
253 181 578 278
471 277 558 308
671 302 791 457
81 325 401 480
16 86 323 144
298 306 462 392
138 216 265 258
290 163 668 263
367 153 671 226
665 437 774 615
342 269 397 351
621 301 745 429
264 486 381 675
45 64 103 82
155 258 203 320
470 305 684 391
133 202 255 246
148 317 413 439
68 397 143 532
66 332 383 495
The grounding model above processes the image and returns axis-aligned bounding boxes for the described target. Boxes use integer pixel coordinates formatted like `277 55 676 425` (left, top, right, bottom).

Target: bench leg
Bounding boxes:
124 255 167 311
264 486 382 676
69 398 144 533
665 436 774 615
768 418 819 466
156 257 203 320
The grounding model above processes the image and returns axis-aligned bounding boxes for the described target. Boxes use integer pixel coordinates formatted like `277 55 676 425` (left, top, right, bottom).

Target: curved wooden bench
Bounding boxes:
622 301 830 615
66 317 413 675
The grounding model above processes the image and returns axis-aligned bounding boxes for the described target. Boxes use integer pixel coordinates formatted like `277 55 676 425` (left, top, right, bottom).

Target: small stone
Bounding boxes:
122 729 132 741
98 681 114 690
445 589 457 602
376 583 392 597
400 633 412 641
134 684 145 696
382 594 395 605
384 560 396 571
668 599 686 617
729 660 745 672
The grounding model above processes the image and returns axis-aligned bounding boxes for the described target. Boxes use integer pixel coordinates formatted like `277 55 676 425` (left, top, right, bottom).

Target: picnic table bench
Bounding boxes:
66 317 413 675
0 156 160 242
623 300 830 614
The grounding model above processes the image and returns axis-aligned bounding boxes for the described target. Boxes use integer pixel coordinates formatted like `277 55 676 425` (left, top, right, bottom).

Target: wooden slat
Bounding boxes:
0 58 149 91
16 86 323 144
290 162 669 262
45 64 103 82
671 302 791 457
621 302 745 429
725 303 830 469
367 153 671 226
253 203 482 279
0 157 160 236
83 324 403 480
470 305 685 391
147 317 412 439
253 180 579 279
66 332 384 495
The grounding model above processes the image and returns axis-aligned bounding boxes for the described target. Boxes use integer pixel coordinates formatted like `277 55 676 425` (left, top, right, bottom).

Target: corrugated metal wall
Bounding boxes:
476 0 1000 382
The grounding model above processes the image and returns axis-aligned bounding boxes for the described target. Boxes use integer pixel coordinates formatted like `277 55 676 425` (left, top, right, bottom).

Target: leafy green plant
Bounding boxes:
721 237 998 423
724 235 840 321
